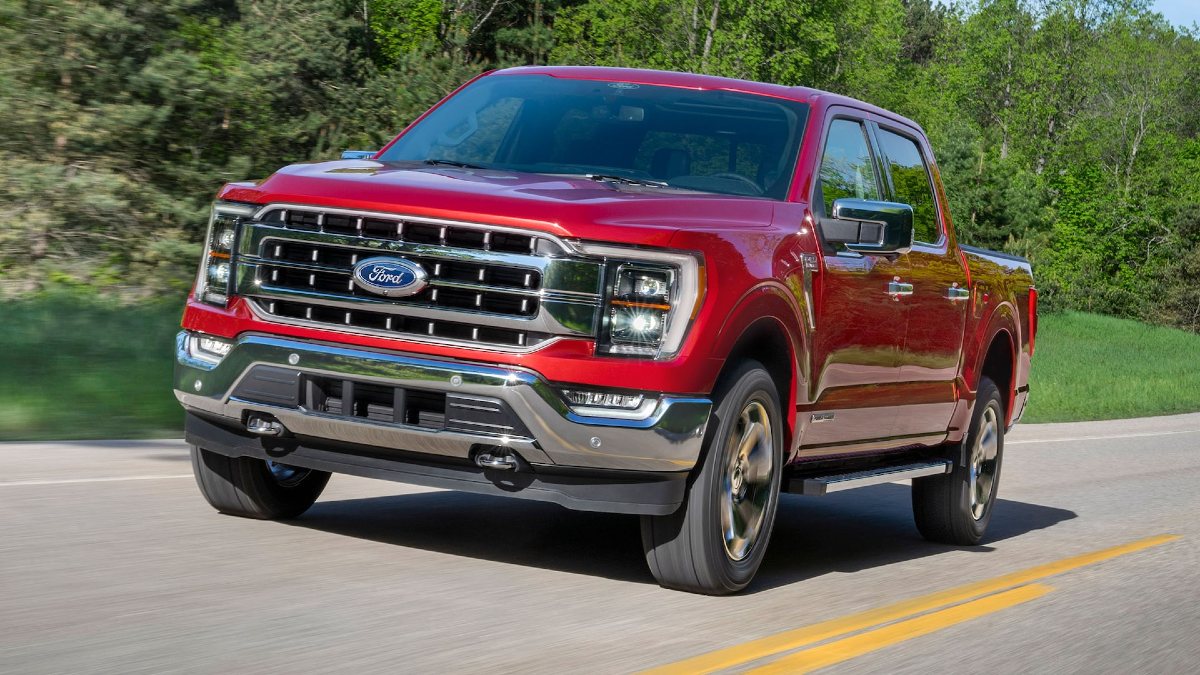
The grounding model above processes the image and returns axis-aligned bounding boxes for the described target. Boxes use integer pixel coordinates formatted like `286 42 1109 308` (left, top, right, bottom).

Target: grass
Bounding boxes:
1024 311 1200 423
0 294 1197 440
0 293 185 441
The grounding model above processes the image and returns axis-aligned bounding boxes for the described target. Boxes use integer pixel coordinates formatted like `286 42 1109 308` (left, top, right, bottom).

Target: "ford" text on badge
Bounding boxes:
351 257 429 298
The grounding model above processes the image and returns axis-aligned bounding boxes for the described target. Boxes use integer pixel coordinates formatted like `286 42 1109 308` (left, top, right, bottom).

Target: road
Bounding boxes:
2 413 1198 674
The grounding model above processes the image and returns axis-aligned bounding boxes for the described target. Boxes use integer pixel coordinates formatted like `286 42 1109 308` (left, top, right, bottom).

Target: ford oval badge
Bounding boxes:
352 257 429 298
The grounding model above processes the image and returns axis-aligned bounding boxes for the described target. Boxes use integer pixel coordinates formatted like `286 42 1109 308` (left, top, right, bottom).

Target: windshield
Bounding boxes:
380 74 809 200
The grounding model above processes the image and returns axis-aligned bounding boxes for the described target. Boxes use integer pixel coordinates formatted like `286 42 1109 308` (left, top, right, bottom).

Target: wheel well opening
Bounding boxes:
981 332 1014 417
722 320 793 413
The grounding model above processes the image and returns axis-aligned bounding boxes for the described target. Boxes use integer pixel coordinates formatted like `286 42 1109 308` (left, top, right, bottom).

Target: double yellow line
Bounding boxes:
644 534 1180 674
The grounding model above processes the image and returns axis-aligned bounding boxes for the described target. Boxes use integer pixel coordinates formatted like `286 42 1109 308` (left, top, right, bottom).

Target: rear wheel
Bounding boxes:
913 376 1005 544
640 361 783 595
190 446 330 520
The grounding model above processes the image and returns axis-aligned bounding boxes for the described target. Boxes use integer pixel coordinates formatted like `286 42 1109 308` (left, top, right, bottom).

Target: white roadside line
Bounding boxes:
0 475 194 487
1008 429 1200 445
5 427 1196 486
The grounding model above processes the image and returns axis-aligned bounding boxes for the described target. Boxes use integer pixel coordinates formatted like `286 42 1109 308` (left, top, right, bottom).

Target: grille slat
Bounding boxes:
262 206 545 255
262 298 551 349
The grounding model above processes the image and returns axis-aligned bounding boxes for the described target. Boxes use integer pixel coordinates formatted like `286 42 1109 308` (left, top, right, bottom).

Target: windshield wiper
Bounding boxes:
584 174 670 188
424 158 488 169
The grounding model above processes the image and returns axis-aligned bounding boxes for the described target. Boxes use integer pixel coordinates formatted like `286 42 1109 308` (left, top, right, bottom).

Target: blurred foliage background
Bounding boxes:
0 0 1197 329
0 0 1198 438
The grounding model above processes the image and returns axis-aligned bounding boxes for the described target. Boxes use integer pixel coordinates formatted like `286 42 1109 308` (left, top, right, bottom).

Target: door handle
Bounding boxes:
887 280 914 297
946 285 970 301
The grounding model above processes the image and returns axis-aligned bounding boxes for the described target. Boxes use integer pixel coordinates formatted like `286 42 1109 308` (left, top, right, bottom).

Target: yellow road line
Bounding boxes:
642 534 1179 675
748 584 1054 675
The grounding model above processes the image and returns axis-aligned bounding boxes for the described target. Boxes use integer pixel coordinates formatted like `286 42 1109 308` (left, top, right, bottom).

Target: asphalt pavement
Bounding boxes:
2 413 1198 674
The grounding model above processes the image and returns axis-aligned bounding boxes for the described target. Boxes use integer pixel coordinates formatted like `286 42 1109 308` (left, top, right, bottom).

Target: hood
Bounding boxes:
219 160 777 247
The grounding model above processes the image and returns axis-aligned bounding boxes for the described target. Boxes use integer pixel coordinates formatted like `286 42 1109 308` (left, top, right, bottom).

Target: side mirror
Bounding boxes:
341 150 378 160
819 198 914 254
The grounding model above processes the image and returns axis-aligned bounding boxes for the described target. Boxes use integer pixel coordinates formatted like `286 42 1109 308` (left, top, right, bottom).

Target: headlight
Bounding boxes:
577 243 705 359
195 202 255 306
610 265 671 346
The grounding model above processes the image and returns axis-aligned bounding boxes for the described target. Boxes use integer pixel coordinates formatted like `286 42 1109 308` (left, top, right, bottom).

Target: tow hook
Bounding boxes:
475 449 519 471
246 414 285 437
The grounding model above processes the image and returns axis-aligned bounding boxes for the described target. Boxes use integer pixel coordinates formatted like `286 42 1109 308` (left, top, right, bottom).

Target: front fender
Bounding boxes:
706 281 809 457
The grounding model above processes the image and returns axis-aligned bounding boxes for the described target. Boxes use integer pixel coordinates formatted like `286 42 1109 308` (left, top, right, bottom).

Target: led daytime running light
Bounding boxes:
561 389 645 410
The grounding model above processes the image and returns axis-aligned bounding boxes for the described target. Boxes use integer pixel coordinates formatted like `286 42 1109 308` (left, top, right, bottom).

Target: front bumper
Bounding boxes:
174 332 712 512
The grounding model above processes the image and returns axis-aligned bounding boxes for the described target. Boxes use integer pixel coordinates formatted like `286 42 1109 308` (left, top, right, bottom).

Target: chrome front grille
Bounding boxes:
234 205 605 351
258 240 541 317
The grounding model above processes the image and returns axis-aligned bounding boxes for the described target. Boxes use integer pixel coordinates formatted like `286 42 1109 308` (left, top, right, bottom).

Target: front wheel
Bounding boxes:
640 360 783 595
190 446 330 520
912 376 1005 545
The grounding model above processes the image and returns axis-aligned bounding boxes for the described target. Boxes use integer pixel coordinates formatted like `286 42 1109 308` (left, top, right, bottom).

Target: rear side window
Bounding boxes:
876 128 940 244
817 119 881 215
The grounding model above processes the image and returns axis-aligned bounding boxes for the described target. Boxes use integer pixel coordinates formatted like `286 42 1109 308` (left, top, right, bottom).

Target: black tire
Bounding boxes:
913 376 1005 545
640 360 784 595
190 445 330 520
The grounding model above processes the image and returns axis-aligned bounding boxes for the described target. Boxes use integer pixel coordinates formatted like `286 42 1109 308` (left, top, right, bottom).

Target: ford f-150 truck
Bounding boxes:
176 66 1036 595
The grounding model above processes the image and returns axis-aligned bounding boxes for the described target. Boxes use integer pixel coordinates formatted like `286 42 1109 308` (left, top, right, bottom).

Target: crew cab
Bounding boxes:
175 66 1036 595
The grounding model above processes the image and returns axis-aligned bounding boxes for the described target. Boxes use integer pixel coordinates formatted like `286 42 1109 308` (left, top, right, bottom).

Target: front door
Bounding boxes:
800 115 912 453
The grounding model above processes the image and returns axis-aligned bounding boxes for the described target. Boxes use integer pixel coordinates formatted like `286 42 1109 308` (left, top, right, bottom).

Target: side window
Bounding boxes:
876 128 939 244
818 119 881 216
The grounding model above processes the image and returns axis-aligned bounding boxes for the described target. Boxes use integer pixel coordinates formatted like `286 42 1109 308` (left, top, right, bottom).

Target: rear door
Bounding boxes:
801 113 911 453
873 123 968 437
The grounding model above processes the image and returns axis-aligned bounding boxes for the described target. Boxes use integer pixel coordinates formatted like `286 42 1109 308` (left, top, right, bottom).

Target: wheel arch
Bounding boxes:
980 329 1015 423
966 296 1020 427
707 282 809 459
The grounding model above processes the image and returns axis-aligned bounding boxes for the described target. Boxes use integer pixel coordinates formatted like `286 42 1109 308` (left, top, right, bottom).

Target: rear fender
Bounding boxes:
961 299 1020 425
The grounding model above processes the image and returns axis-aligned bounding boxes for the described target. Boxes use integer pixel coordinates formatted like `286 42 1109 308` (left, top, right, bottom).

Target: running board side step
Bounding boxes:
790 460 952 496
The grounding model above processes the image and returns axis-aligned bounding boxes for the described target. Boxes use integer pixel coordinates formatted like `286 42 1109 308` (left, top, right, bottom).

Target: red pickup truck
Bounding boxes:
175 66 1036 595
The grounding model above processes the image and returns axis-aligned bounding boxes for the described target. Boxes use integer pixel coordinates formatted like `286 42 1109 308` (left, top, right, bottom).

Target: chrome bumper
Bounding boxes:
173 332 711 473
